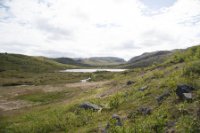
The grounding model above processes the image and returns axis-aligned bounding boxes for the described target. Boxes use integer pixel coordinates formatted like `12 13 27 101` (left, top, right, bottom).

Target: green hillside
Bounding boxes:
120 51 173 68
0 53 76 72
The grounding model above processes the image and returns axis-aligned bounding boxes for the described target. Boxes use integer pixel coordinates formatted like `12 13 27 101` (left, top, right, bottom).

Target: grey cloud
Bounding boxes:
1 42 77 58
0 0 13 21
38 0 52 7
121 40 140 49
111 40 141 51
95 23 121 28
179 14 200 26
0 42 37 53
0 0 9 10
72 10 89 21
140 30 176 46
36 49 77 58
36 18 73 40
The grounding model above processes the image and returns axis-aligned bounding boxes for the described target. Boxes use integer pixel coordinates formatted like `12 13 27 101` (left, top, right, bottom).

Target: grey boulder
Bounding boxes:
176 84 194 100
79 102 102 111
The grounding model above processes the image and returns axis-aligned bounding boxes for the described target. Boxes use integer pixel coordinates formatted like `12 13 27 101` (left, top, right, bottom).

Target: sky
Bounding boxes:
0 0 200 60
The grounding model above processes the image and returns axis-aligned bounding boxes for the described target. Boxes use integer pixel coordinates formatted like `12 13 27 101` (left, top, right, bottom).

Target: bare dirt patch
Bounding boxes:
65 81 110 89
0 99 34 111
0 81 111 112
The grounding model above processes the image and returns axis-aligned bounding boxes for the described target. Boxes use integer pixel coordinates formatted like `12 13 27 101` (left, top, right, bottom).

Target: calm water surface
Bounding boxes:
60 69 127 73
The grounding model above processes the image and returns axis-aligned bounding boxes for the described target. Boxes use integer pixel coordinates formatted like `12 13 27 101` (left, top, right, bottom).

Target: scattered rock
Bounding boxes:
174 66 179 69
112 114 123 126
166 121 176 128
156 91 170 104
138 86 148 91
79 102 102 111
138 107 152 115
103 114 123 133
126 80 134 85
166 128 175 133
182 93 192 100
176 84 194 100
197 108 200 120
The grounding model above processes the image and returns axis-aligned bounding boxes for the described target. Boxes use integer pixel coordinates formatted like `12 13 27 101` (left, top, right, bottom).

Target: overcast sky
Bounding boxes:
0 0 200 60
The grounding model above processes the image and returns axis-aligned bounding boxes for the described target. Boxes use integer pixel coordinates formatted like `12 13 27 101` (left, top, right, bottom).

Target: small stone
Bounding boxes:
166 121 176 128
138 107 152 115
166 128 175 133
103 114 123 133
156 91 170 103
127 81 134 85
79 102 102 111
182 93 192 100
138 86 148 91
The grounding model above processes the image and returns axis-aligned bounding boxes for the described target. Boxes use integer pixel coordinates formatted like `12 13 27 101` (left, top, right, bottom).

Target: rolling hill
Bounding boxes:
0 53 76 72
0 45 200 132
125 50 173 68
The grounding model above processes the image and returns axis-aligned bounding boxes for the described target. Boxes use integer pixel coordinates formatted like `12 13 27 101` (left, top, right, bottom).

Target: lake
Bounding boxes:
60 69 127 73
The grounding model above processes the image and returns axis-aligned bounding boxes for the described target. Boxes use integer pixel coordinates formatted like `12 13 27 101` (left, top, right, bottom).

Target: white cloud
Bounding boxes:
0 0 200 60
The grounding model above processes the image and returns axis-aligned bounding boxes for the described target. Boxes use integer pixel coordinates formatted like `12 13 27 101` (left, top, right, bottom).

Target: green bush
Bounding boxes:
184 61 200 76
109 94 121 109
152 70 164 78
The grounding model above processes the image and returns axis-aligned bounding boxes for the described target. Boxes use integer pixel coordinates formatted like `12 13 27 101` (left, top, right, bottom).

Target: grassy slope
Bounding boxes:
0 53 82 86
0 45 200 133
120 51 173 68
0 53 76 72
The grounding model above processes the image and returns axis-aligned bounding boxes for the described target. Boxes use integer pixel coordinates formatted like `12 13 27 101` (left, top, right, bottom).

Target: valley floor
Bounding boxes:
0 45 200 133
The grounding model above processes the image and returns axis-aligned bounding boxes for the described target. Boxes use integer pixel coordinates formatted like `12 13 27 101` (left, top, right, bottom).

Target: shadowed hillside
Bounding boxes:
125 50 173 68
54 57 126 66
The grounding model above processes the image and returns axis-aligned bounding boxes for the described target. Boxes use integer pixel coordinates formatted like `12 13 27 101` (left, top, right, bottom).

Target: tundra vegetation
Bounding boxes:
0 45 200 133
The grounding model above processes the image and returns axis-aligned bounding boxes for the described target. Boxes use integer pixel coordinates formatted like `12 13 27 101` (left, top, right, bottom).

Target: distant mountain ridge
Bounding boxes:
54 57 126 66
1 46 198 71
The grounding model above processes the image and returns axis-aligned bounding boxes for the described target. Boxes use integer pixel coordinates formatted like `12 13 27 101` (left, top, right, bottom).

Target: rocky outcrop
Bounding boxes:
156 91 170 104
103 114 123 133
79 102 102 111
176 85 194 100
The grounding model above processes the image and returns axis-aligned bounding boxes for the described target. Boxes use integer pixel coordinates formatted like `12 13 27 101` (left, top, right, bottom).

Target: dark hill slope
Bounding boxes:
77 57 125 66
124 51 173 68
53 57 90 67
